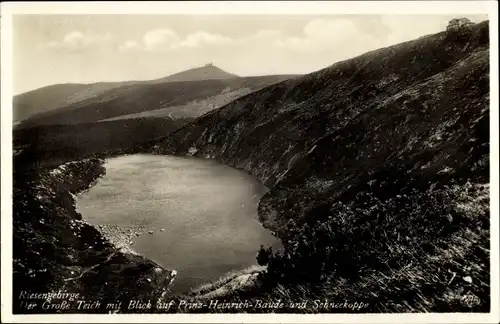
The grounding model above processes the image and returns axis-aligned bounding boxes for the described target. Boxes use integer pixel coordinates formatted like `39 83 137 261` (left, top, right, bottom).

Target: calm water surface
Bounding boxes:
76 154 280 293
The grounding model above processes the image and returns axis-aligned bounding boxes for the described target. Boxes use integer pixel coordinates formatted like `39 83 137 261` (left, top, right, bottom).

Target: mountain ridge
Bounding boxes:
18 74 298 127
14 65 256 123
152 64 239 83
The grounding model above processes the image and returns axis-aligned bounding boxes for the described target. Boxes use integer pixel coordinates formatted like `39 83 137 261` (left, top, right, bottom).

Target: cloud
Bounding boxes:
118 40 139 52
304 19 357 40
381 14 488 45
120 29 233 53
177 31 232 49
216 16 462 75
46 31 114 52
116 19 387 75
102 15 492 77
120 15 489 56
381 15 447 45
143 29 181 51
120 19 378 59
246 15 486 66
232 18 382 70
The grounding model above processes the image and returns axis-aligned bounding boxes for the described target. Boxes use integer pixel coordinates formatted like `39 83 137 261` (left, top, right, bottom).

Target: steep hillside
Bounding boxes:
150 21 490 311
19 75 296 127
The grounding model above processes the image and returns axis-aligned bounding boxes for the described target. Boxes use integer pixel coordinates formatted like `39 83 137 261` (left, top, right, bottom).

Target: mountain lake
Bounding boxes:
76 154 281 293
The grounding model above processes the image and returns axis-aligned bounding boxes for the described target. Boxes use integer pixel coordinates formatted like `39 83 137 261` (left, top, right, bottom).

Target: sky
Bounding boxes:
12 14 488 94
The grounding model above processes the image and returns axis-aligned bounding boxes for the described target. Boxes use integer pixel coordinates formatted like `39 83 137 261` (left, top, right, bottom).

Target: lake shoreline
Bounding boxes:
75 154 281 296
13 157 176 314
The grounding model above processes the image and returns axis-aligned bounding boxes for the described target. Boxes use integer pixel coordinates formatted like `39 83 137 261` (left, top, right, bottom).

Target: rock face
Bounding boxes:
151 21 490 311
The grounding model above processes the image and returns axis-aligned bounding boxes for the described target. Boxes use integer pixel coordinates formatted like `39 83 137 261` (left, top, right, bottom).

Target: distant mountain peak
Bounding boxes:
156 64 239 83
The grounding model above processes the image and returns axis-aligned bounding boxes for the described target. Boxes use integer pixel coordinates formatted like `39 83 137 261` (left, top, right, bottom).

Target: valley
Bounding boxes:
11 20 491 314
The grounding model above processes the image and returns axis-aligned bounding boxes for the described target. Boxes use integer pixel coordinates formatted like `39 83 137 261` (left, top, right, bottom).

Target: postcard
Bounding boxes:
1 1 498 323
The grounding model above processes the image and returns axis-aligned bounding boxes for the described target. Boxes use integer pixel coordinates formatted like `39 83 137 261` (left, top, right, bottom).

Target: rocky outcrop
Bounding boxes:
13 159 175 314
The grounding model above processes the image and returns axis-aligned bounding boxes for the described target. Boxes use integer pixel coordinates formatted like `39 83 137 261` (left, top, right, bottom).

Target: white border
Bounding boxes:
1 1 498 323
0 1 497 15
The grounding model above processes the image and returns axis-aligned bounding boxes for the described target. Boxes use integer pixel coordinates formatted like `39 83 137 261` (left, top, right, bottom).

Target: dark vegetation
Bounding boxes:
13 159 174 313
12 21 490 313
151 22 491 312
14 117 191 171
12 115 185 313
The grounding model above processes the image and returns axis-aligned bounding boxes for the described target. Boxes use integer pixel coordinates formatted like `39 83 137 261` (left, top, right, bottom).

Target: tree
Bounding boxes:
446 18 473 31
256 245 273 266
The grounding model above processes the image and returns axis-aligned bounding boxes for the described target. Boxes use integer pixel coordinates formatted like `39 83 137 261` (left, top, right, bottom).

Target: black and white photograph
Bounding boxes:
1 1 499 322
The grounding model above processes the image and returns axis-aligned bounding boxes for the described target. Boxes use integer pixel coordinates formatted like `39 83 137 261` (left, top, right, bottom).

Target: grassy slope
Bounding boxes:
151 22 490 312
12 65 238 122
13 82 136 122
101 87 261 121
18 75 296 127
